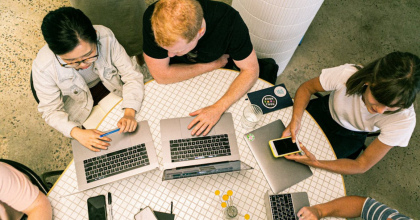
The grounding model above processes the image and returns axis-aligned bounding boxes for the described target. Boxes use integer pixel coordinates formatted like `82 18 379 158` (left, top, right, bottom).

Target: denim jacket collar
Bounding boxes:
55 41 108 92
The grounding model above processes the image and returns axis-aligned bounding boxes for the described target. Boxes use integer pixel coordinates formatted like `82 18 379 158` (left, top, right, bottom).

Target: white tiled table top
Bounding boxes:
48 69 345 220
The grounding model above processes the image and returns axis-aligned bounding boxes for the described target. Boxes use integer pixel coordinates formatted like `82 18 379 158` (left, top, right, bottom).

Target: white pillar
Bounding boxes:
233 0 324 75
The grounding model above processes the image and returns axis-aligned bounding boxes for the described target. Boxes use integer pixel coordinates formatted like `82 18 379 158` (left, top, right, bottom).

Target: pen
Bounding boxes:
171 201 173 214
108 192 113 220
100 128 120 138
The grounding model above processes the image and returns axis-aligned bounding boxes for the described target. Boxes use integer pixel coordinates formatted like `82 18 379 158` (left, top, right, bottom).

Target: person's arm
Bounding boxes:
297 196 366 220
32 64 81 138
32 63 110 151
107 27 144 133
143 52 229 84
23 191 52 220
188 49 259 136
281 77 325 142
286 138 392 174
0 164 52 220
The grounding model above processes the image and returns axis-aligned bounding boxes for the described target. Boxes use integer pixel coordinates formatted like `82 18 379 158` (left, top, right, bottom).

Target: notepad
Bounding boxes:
247 84 293 114
82 93 122 129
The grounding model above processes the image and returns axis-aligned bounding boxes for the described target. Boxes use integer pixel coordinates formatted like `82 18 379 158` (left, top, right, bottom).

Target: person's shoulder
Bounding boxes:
0 162 16 181
390 105 416 121
33 44 55 70
94 25 114 39
144 1 157 18
204 0 238 17
323 63 358 73
377 105 416 130
321 64 358 79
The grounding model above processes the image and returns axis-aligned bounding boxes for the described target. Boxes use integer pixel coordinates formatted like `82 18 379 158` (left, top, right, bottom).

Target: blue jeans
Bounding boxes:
306 95 368 159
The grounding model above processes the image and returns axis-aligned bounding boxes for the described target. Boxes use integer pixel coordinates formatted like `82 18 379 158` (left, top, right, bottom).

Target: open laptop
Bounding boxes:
160 113 252 180
72 121 159 191
243 119 313 193
264 191 310 220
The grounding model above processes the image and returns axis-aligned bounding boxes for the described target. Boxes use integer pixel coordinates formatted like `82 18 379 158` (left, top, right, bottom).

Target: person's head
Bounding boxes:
41 7 98 70
346 51 420 114
151 0 205 57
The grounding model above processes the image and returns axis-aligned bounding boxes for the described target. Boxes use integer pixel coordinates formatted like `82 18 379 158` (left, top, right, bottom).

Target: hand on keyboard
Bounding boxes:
70 127 111 152
188 104 224 136
117 108 137 133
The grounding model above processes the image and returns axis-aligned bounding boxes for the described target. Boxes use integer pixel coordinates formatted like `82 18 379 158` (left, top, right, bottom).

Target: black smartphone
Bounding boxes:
87 195 107 220
269 136 301 157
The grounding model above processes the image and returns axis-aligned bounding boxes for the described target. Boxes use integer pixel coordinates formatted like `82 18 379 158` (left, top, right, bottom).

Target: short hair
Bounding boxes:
151 0 204 47
41 7 97 55
346 51 420 112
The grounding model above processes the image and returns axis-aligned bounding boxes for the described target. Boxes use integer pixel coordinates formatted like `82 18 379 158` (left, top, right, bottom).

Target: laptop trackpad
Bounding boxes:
180 116 217 138
100 132 132 154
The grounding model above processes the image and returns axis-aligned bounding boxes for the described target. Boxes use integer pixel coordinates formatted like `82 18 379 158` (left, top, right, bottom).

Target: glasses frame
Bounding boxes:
55 44 99 68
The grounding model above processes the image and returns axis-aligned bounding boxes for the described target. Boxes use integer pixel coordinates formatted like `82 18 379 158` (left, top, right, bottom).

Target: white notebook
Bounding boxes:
82 93 122 129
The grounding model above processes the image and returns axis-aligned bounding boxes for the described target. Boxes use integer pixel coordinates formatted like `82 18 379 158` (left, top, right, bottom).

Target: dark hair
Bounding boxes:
41 7 97 55
346 51 420 112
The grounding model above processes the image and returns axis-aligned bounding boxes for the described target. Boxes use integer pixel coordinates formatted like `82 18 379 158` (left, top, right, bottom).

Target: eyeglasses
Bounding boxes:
55 44 99 68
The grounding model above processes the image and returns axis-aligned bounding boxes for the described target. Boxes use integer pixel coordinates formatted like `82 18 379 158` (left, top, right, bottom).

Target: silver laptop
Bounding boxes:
265 191 310 220
160 113 241 170
72 121 159 191
243 120 313 193
162 160 253 181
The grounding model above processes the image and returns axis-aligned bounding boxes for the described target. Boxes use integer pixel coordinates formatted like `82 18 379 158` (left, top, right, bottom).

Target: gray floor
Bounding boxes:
1 0 419 219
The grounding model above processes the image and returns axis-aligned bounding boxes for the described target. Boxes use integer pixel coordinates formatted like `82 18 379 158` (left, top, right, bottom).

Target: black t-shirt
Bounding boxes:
143 0 253 64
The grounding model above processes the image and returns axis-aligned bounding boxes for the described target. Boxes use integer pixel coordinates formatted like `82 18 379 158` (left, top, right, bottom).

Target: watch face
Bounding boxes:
262 95 277 109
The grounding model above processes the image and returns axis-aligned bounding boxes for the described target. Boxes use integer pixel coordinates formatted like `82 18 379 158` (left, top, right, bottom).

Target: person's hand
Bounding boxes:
297 206 321 220
285 144 319 167
282 117 301 142
188 104 225 136
212 54 229 69
70 127 111 152
117 108 137 133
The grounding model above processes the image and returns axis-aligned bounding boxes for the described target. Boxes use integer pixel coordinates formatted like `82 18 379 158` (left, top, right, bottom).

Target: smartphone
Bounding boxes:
87 195 107 220
269 136 301 158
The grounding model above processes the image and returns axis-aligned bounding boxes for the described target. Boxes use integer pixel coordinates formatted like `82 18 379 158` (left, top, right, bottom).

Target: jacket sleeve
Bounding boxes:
109 31 144 112
32 63 79 138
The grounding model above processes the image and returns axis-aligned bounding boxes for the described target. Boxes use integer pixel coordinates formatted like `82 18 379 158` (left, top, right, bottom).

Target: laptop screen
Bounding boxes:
163 161 252 180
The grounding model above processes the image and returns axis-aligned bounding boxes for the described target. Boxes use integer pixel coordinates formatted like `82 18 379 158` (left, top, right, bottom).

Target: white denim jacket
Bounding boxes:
32 25 144 138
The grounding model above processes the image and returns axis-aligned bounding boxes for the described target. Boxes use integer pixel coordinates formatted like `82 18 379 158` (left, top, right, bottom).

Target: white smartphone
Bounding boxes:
134 206 158 220
269 136 301 158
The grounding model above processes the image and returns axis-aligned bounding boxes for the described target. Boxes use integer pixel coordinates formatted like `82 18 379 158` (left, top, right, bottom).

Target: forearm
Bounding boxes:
44 110 80 138
313 159 367 175
153 62 219 84
315 196 366 218
291 82 316 123
214 68 258 111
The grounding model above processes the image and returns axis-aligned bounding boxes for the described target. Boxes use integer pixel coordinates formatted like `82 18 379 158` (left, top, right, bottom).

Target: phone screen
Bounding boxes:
272 138 299 155
87 195 107 220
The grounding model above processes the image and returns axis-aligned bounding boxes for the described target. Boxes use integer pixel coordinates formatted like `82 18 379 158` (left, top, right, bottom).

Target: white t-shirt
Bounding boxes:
319 64 416 147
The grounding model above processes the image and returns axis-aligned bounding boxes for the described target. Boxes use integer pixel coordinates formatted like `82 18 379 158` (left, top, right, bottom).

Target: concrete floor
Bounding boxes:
1 0 419 219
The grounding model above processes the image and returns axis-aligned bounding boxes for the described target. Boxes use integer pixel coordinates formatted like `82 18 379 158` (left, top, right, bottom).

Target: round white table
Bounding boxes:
47 69 345 220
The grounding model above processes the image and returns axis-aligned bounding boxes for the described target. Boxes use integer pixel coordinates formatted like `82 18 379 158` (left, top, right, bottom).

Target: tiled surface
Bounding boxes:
1 0 419 219
48 70 345 219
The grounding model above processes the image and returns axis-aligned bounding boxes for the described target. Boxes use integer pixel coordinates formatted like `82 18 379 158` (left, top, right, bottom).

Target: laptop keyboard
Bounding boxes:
170 134 231 162
83 144 150 183
270 194 296 220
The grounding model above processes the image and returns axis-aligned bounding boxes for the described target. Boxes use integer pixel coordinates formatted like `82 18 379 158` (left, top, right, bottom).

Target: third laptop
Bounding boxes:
244 119 313 193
